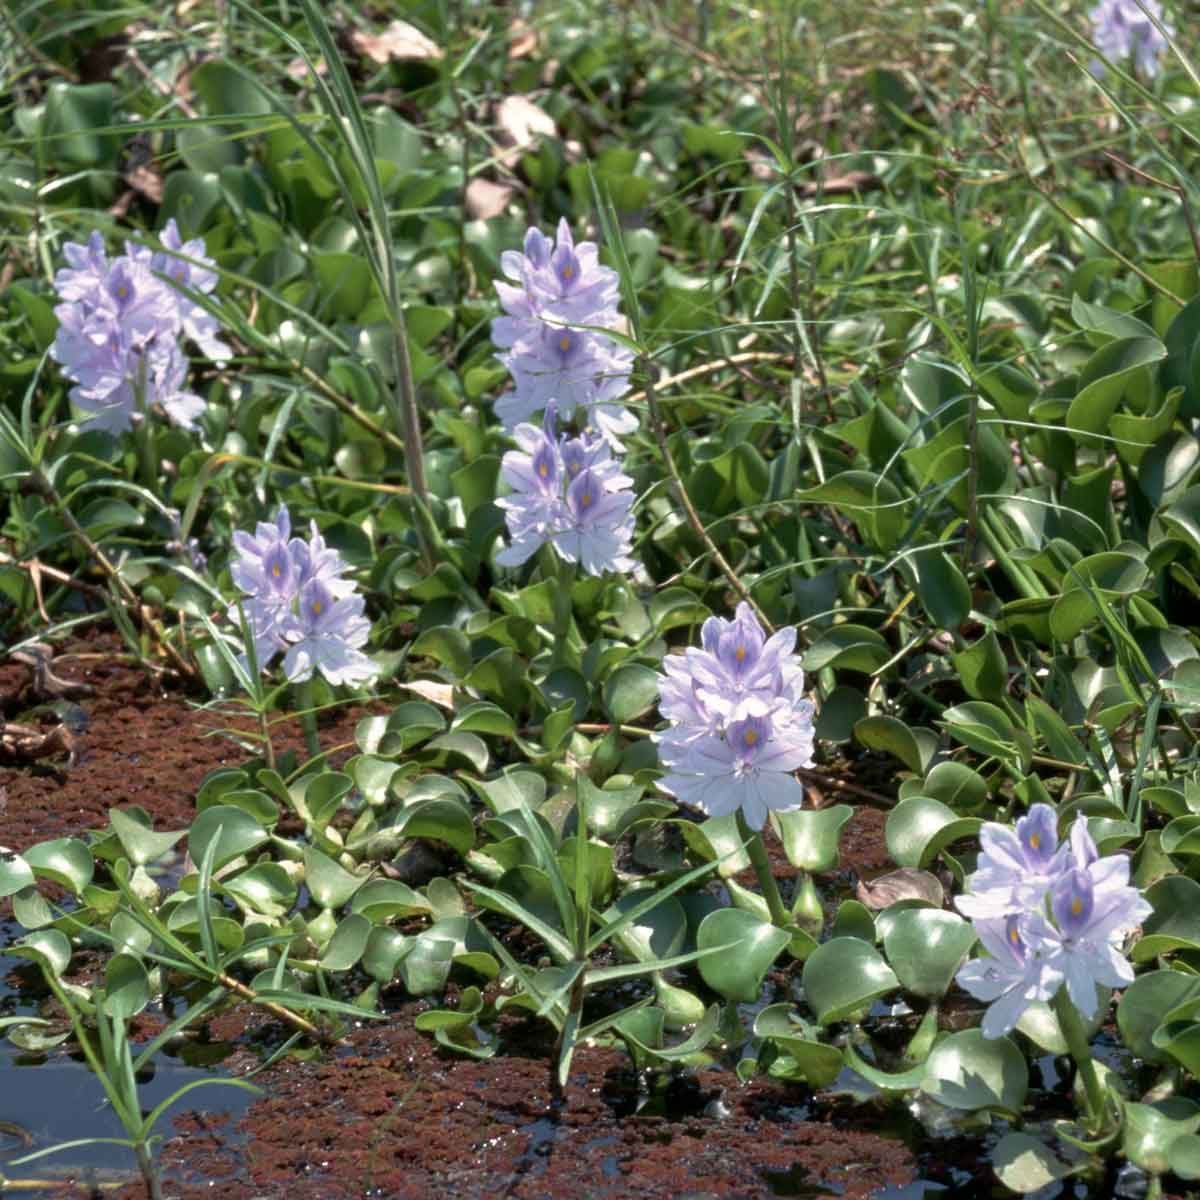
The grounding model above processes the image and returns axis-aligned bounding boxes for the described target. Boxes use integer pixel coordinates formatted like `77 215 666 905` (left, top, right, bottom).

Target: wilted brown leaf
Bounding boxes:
508 20 539 59
496 95 556 152
465 178 515 220
401 680 455 710
124 163 164 204
855 868 944 910
349 20 442 65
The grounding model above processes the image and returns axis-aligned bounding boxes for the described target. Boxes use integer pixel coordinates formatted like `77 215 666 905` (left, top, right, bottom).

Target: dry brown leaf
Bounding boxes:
401 680 455 710
855 868 944 910
465 178 515 220
508 19 539 59
124 163 164 204
349 20 442 65
496 95 556 151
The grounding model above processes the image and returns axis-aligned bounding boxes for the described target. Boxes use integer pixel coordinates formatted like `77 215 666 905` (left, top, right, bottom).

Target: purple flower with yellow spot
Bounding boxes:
282 579 376 687
954 810 1150 1037
50 224 226 433
495 411 635 576
229 505 374 686
955 917 1064 1040
956 803 1071 921
657 712 813 830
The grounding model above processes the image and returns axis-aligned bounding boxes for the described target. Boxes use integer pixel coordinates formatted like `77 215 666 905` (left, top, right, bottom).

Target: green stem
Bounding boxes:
737 812 790 930
136 1141 164 1200
294 677 321 760
1052 987 1106 1133
544 548 577 669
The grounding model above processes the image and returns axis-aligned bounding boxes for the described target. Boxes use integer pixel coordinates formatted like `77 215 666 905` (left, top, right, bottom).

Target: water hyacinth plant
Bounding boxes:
50 221 227 434
13 0 1200 1194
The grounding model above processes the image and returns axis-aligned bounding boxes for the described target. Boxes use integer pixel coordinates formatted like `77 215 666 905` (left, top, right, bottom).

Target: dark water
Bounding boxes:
0 918 256 1189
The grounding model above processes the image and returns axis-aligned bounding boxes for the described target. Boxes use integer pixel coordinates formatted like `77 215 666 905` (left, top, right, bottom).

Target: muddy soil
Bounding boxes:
1 632 981 1199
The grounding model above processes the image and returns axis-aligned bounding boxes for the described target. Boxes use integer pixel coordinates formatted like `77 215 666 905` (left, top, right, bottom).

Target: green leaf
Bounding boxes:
881 909 974 999
11 929 72 976
773 805 853 872
1134 876 1200 960
801 937 898 1025
188 806 268 872
104 953 150 1020
0 853 34 900
804 624 891 674
991 1132 1075 1194
794 471 909 550
320 913 372 971
303 846 365 909
109 809 186 866
23 838 94 895
920 1029 1028 1113
854 716 936 774
952 631 1008 704
696 909 790 1004
1119 970 1200 1063
911 549 971 629
1123 1099 1200 1176
603 663 660 723
886 797 982 869
1065 337 1166 444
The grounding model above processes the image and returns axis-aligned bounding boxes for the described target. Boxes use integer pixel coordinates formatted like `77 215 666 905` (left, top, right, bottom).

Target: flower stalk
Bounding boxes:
1053 988 1107 1134
738 811 790 930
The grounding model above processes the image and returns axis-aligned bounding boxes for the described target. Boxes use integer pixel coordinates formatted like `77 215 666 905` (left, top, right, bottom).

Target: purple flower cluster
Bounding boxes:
492 220 636 448
653 603 815 831
51 221 229 434
230 505 376 688
955 804 1151 1039
495 407 636 576
1089 0 1170 76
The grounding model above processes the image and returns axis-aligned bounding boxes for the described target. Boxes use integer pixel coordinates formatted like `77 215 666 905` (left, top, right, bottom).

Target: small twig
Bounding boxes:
624 350 791 409
797 768 895 809
1102 150 1200 267
30 471 196 679
214 969 344 1045
641 357 774 631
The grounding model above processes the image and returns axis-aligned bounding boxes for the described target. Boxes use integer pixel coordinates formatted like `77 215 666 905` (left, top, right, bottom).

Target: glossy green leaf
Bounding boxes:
303 846 365 909
802 937 898 1025
1123 1099 1200 1176
696 909 790 1003
991 1132 1074 1194
773 804 852 872
23 838 94 895
188 806 268 873
109 808 187 866
0 853 34 900
882 909 974 999
920 1029 1028 1113
104 953 150 1020
885 797 982 869
320 913 373 971
853 716 936 774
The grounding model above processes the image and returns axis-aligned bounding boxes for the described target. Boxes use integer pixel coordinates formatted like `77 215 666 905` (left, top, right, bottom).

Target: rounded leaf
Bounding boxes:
104 953 149 1020
883 910 975 999
696 909 790 1004
1123 1099 1200 1176
920 1029 1028 1113
188 805 268 873
0 853 34 900
773 805 853 872
992 1132 1073 1194
303 846 366 909
23 838 94 895
802 937 898 1025
603 663 660 723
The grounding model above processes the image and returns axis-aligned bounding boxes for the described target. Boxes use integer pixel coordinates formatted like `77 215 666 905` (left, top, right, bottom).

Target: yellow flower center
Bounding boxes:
562 264 574 279
271 564 281 578
580 492 592 507
1071 897 1083 916
1009 926 1020 944
559 334 571 352
743 728 758 746
735 644 746 662
538 462 549 477
116 285 129 298
1029 833 1040 850
312 599 323 616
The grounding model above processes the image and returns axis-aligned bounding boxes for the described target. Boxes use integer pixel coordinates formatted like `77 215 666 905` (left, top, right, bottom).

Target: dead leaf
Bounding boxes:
124 163 163 204
0 720 76 766
508 20 539 59
400 680 455 710
496 95 556 152
349 20 442 65
855 868 944 910
10 643 93 701
465 178 515 220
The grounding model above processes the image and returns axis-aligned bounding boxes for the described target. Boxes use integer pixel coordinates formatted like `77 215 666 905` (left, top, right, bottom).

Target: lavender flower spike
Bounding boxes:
1088 0 1171 77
